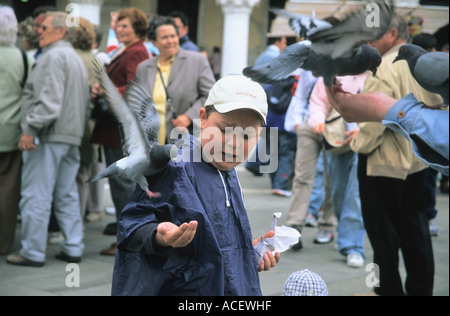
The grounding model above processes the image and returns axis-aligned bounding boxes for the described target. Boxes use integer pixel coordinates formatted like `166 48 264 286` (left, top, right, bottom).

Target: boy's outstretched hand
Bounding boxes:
155 221 198 248
253 231 281 272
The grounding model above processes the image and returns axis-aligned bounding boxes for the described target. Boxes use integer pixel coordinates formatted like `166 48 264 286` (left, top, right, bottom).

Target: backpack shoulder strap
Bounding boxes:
20 49 29 89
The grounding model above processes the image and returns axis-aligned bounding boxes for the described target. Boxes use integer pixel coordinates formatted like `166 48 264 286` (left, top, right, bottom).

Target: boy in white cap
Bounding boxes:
112 75 280 296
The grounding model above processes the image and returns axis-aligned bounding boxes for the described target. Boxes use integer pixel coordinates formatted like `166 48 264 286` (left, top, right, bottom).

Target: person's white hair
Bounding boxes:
0 6 18 46
45 11 75 41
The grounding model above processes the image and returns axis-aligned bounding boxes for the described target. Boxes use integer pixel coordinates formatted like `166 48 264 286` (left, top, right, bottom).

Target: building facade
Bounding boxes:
6 0 449 77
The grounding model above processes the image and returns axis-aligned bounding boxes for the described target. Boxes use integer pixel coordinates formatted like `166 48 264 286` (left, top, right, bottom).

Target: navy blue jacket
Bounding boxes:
111 138 262 296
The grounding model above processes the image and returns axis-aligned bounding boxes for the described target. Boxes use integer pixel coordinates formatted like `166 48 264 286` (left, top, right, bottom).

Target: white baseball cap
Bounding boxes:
205 75 268 125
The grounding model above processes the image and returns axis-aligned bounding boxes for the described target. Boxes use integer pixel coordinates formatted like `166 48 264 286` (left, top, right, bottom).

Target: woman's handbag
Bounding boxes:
322 109 351 155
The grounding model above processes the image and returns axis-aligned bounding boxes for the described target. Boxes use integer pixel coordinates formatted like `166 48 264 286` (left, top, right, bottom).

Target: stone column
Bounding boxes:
217 0 260 77
75 0 104 25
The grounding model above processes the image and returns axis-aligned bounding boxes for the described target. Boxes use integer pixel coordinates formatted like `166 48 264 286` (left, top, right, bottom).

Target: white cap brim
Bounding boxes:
211 103 267 125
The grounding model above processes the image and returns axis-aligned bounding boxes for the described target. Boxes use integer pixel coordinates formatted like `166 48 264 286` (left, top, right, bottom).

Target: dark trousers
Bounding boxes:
103 145 135 219
358 154 434 296
424 168 438 220
0 150 22 254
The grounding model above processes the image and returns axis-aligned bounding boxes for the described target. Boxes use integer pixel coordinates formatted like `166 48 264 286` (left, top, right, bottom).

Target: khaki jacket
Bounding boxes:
351 44 443 179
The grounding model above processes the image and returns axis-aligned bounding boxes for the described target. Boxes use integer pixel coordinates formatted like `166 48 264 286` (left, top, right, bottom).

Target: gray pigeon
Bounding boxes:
393 44 449 106
244 0 394 86
90 60 182 198
244 41 381 87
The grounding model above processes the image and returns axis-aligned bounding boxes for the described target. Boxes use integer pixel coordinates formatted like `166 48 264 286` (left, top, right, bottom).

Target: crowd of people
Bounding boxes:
0 4 448 297
246 15 448 296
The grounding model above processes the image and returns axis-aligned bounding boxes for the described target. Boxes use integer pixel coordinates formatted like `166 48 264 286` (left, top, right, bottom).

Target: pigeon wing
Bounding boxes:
125 77 160 144
308 0 394 57
243 41 311 84
270 8 332 39
93 59 151 157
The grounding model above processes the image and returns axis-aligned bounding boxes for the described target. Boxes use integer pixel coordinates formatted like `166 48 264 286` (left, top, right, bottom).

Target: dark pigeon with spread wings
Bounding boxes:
394 44 449 106
90 60 182 198
244 0 394 86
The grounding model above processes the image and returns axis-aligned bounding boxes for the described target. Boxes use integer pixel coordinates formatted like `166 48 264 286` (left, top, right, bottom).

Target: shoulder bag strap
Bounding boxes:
157 66 177 119
20 49 28 88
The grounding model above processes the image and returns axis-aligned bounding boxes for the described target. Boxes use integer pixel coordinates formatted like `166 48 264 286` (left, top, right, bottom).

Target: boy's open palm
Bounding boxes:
156 221 198 248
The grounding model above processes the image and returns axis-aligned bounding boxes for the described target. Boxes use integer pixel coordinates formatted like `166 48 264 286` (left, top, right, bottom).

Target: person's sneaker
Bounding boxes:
289 225 303 250
48 232 65 244
55 250 81 263
6 254 44 267
105 206 116 216
85 211 102 222
103 222 117 235
429 219 440 237
346 253 364 268
272 189 292 198
305 213 318 228
314 230 334 244
100 242 117 256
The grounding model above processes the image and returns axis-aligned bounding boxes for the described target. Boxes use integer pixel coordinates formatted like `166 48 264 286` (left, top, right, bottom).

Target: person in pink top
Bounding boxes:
307 73 368 268
308 73 368 131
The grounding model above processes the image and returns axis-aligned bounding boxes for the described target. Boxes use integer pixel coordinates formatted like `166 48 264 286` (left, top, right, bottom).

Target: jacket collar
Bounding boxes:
147 49 190 87
385 43 406 57
147 48 189 68
125 40 144 51
41 40 71 53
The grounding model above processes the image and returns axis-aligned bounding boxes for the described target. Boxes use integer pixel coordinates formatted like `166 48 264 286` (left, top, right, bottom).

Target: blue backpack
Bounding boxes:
265 75 297 114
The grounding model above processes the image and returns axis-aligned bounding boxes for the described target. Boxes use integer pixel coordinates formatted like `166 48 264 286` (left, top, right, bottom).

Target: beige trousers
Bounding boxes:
285 123 336 228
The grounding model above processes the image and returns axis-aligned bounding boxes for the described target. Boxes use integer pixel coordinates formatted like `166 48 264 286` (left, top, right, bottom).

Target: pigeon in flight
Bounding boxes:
90 60 182 198
244 0 394 87
394 44 449 106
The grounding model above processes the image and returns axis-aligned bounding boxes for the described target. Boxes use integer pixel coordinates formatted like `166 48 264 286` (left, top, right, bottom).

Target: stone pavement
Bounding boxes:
0 166 448 296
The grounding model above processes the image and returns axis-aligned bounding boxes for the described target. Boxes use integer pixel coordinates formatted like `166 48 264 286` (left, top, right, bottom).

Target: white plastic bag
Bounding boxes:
254 212 301 264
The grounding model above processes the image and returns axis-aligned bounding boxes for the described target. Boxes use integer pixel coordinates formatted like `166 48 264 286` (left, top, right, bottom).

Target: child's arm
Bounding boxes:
119 221 198 254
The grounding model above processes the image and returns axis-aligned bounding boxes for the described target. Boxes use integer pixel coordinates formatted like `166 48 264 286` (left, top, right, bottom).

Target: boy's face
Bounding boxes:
199 108 262 171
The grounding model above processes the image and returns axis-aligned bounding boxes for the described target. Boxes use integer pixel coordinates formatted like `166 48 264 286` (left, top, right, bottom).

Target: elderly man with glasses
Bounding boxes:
7 12 89 267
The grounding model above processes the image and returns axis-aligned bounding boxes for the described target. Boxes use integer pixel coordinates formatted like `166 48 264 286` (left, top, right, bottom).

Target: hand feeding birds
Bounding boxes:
90 59 182 198
243 0 394 87
394 43 449 107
